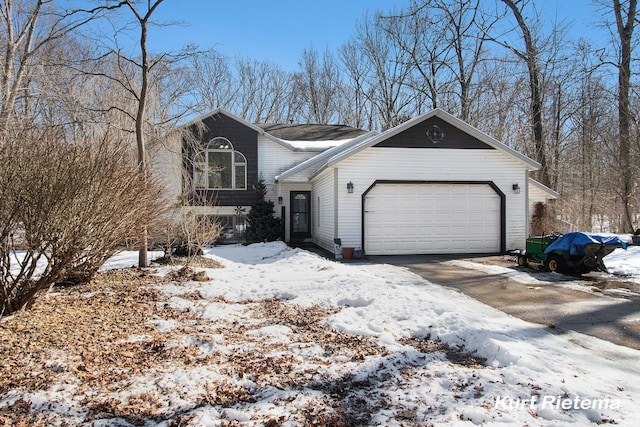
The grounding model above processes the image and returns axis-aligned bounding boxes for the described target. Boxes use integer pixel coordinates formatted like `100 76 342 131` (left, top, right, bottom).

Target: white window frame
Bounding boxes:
194 137 247 190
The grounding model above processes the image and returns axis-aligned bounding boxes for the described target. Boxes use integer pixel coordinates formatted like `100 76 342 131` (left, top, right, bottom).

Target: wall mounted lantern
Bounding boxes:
512 183 521 194
347 181 354 193
278 196 283 204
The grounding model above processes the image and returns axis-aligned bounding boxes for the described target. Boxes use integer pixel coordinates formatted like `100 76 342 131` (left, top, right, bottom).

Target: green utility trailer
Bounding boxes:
517 232 626 275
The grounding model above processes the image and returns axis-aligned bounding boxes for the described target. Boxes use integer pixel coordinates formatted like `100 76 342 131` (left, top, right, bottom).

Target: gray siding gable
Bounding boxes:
374 116 494 149
326 109 540 171
184 112 258 207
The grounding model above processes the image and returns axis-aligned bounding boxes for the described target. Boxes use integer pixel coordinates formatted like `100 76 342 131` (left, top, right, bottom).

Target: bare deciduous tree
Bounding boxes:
611 0 638 232
439 0 495 122
495 0 550 186
348 11 416 130
555 41 613 231
380 0 495 122
339 40 374 129
295 46 343 124
122 0 164 267
0 0 119 135
380 1 452 113
79 0 196 266
187 49 235 115
233 57 296 123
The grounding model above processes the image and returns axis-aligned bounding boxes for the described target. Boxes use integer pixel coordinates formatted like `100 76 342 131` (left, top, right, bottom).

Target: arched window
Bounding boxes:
194 137 247 190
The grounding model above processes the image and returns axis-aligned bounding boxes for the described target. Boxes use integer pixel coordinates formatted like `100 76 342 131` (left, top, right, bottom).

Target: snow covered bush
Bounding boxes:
0 130 166 316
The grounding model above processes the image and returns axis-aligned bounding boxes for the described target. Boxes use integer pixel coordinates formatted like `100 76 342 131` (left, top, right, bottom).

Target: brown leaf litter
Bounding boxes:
0 266 487 426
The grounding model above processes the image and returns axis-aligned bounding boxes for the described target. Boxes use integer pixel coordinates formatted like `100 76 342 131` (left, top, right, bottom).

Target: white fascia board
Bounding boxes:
326 111 441 166
434 109 541 170
326 108 541 171
275 131 378 182
177 108 298 151
177 108 258 132
529 178 560 198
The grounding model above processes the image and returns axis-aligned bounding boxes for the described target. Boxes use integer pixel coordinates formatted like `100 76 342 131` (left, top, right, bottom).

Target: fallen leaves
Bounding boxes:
0 266 489 426
400 337 487 368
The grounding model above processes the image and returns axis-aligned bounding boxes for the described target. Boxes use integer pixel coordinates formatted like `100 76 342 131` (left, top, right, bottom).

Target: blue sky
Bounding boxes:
145 0 399 70
142 0 604 72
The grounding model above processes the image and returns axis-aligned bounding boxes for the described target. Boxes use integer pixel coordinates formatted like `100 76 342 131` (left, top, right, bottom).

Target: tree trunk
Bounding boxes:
136 9 150 268
501 0 551 187
125 0 165 267
613 0 637 232
0 0 43 135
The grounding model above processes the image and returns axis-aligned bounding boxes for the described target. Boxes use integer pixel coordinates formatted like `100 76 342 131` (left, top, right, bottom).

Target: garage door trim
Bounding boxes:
361 180 506 254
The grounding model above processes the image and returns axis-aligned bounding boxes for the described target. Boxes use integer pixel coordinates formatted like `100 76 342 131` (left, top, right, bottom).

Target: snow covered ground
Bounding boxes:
605 244 640 277
149 244 639 424
3 242 639 425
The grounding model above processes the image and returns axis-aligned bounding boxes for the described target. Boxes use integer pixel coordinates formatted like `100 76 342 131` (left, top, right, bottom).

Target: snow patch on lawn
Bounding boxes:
5 241 638 425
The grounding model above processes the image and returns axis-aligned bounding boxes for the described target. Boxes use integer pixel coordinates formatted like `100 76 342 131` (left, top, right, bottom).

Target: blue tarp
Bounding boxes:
544 232 627 256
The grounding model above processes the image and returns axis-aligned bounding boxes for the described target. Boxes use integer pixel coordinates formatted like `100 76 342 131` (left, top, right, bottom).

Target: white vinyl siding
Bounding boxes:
149 134 183 203
319 147 528 253
311 169 335 251
258 136 317 204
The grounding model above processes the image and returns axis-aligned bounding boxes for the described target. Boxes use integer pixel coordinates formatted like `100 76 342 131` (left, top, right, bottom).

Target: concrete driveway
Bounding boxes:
368 254 640 350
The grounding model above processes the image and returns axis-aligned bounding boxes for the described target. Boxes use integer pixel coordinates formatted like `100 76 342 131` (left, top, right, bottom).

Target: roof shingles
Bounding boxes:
256 123 369 142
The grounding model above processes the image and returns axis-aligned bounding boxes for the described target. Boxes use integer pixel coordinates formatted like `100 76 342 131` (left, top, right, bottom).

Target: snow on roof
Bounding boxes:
279 138 355 151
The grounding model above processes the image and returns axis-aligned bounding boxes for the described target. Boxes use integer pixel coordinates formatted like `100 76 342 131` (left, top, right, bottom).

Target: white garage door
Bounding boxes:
364 183 501 255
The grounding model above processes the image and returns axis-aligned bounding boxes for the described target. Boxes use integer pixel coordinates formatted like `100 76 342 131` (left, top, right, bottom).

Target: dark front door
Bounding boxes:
290 191 311 240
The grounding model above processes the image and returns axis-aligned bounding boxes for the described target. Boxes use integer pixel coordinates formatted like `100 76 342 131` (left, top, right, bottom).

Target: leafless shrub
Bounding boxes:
0 129 167 316
530 201 555 236
156 125 222 266
163 205 222 265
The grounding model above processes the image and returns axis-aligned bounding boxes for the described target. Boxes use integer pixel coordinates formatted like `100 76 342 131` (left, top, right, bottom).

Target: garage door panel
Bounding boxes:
365 183 501 255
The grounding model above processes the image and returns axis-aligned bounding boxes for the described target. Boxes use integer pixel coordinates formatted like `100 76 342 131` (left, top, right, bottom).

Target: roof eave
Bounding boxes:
326 109 541 170
275 131 378 182
308 163 330 181
178 108 305 151
433 109 541 170
178 108 263 134
528 178 560 199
